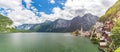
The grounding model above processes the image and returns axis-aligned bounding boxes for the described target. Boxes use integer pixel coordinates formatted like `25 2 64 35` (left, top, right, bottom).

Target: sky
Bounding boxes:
0 0 117 26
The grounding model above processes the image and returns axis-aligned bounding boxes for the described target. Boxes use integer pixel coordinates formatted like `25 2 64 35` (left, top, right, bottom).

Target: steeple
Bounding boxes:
81 25 83 34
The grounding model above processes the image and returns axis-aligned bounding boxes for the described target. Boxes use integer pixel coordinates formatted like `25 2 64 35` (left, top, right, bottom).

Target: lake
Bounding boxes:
0 33 100 52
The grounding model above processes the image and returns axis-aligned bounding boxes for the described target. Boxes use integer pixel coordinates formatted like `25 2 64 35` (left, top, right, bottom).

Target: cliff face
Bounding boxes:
99 0 120 22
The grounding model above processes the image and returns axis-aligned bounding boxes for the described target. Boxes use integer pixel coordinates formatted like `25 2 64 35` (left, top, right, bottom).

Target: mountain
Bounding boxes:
30 20 53 32
17 13 98 32
0 15 22 32
68 13 98 31
44 19 71 32
0 14 28 32
99 0 120 22
16 20 53 32
16 24 35 30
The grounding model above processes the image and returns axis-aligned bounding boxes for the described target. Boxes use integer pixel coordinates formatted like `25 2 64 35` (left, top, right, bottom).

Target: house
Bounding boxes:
99 36 108 47
105 21 114 31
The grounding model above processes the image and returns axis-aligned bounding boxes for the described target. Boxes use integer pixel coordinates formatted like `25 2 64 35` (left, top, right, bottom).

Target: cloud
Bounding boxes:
39 0 117 21
50 0 55 4
0 0 42 26
0 0 117 26
64 0 117 17
0 0 21 9
8 7 40 26
24 0 32 8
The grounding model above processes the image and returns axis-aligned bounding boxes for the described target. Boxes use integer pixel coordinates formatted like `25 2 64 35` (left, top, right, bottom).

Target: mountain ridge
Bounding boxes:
16 13 98 32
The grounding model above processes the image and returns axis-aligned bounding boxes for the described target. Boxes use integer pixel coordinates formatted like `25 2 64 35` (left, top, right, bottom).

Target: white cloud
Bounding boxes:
50 0 55 4
64 0 117 17
8 7 39 25
0 0 21 9
39 0 117 21
0 0 42 26
24 0 32 8
0 0 117 26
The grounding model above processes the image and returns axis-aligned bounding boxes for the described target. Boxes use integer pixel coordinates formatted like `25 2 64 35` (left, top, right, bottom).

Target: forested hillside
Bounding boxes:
0 15 25 32
99 0 120 23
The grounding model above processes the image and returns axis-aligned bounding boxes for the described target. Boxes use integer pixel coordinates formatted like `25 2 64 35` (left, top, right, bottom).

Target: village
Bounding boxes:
71 26 91 37
91 21 113 52
71 15 120 52
72 21 115 52
90 13 120 52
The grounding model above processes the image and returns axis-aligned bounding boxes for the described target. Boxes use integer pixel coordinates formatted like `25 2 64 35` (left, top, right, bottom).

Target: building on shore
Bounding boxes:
92 21 113 47
72 25 90 36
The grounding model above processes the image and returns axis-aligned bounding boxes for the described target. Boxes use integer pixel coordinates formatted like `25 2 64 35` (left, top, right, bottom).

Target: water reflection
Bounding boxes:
10 33 21 46
0 33 100 52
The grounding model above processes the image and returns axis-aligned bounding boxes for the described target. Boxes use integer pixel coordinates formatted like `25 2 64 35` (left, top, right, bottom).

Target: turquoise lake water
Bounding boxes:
0 33 100 52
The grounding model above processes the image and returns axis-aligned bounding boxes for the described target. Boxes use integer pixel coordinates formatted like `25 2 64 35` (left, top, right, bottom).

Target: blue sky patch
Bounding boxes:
22 0 66 15
0 8 8 16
